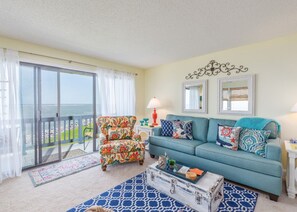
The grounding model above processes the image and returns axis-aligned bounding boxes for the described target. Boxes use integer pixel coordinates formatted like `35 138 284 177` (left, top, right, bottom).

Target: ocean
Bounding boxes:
21 104 96 142
21 104 95 119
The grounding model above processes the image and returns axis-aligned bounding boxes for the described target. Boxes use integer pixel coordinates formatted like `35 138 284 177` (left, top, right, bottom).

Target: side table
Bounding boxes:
135 125 159 151
285 140 297 199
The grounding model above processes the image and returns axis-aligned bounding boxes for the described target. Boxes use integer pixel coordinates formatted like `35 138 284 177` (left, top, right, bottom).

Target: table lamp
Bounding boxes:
147 97 161 126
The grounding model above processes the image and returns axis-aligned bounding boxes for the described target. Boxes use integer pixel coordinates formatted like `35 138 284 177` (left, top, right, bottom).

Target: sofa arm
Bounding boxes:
152 127 162 136
265 138 282 162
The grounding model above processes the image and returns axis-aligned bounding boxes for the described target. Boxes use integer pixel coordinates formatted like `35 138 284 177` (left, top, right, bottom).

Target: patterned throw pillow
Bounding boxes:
161 119 174 137
172 120 193 140
239 129 271 157
108 127 132 140
216 125 241 151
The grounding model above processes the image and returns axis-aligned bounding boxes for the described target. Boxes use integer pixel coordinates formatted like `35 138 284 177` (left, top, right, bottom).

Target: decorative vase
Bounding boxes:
143 118 149 126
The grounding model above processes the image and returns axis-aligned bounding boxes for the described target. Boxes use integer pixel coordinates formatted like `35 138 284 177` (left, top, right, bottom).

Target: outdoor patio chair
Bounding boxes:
97 116 145 171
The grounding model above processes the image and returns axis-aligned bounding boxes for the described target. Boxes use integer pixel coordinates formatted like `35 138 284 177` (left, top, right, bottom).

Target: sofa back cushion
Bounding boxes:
207 118 236 143
166 114 209 142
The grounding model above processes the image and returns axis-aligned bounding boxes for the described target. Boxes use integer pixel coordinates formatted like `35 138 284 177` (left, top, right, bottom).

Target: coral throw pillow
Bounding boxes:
172 120 193 140
216 125 241 151
108 127 132 140
239 129 271 157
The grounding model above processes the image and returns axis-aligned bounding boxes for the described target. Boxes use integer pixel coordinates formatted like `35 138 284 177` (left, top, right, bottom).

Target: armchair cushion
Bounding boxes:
108 126 132 140
97 116 137 138
100 140 145 155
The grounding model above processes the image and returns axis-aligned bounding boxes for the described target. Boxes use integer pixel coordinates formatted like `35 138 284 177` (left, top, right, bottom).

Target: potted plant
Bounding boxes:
168 159 176 170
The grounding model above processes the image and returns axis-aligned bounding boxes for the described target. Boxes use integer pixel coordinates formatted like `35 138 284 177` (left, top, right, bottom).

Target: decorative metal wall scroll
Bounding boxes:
185 60 248 80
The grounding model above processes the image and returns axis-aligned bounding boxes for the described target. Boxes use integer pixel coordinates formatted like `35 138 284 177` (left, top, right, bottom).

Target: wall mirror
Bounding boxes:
182 80 208 113
218 75 255 115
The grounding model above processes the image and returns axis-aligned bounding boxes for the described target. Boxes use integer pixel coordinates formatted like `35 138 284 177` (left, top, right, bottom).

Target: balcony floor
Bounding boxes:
22 139 97 168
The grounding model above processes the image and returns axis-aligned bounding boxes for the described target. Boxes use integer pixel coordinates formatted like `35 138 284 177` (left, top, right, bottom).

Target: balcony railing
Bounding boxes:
22 114 95 152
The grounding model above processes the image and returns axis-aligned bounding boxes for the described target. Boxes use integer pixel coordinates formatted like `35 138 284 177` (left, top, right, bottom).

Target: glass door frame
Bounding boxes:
20 62 97 170
37 65 61 164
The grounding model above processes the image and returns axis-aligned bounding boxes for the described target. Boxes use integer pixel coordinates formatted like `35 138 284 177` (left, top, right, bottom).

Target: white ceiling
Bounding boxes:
0 0 297 68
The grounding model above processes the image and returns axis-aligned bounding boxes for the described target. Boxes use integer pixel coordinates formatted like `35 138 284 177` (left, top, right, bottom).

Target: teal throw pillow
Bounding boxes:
239 129 271 157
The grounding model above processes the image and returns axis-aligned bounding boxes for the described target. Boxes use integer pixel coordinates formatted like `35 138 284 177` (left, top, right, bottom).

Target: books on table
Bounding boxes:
189 168 204 176
177 166 190 175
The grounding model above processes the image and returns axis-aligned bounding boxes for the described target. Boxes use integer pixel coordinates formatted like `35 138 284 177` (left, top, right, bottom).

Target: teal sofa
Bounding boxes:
149 114 282 201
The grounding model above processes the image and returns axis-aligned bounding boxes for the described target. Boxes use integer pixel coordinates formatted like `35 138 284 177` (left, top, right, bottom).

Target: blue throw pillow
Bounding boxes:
239 128 271 157
161 119 174 137
172 120 193 140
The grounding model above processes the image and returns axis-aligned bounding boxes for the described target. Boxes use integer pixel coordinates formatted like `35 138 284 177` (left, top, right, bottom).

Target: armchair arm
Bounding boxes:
99 133 108 145
265 138 282 162
132 133 142 142
152 127 162 136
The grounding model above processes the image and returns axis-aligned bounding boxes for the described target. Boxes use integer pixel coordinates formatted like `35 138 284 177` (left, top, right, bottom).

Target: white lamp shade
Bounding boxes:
147 97 161 109
291 103 297 112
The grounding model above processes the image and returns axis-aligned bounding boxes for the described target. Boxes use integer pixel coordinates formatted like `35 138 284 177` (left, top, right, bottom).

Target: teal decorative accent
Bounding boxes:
239 129 271 157
143 118 149 126
235 117 280 138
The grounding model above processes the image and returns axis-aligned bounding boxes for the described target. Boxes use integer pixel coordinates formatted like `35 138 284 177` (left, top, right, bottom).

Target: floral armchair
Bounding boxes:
97 116 145 171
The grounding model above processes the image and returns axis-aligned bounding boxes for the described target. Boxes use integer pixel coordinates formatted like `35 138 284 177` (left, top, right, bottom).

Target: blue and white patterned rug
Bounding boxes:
68 172 258 212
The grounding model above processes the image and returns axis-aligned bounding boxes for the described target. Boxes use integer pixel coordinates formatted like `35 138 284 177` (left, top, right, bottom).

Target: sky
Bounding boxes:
20 65 93 105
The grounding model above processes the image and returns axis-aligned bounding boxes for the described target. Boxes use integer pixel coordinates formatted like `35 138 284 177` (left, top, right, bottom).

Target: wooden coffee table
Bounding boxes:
146 162 224 212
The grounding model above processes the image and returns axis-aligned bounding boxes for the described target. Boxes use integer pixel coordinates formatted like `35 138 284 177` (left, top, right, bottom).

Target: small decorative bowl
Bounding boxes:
140 120 144 126
143 118 149 122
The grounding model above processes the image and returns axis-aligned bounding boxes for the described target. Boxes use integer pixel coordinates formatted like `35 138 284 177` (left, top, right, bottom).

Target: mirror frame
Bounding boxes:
182 80 208 113
217 74 255 115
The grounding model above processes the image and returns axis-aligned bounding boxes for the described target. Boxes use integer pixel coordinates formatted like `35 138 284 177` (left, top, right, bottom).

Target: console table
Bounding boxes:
285 140 297 199
135 125 159 151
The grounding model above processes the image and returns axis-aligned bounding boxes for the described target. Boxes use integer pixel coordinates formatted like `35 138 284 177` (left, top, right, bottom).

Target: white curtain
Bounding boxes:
96 68 136 116
0 49 22 183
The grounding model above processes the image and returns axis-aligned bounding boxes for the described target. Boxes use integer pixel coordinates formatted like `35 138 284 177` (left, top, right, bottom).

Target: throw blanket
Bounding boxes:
234 117 281 134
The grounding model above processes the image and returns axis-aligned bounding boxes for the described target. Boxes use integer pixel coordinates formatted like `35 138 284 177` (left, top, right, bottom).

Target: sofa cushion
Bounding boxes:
166 114 208 142
172 120 193 140
216 125 241 151
195 143 282 177
150 136 204 155
239 128 271 157
207 118 237 143
160 119 174 137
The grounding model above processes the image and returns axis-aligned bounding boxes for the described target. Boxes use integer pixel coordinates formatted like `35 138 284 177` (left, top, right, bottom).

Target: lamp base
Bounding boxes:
152 108 158 126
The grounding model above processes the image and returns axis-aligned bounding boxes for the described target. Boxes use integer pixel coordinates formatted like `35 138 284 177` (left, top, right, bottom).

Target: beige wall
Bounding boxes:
0 35 146 118
145 33 297 166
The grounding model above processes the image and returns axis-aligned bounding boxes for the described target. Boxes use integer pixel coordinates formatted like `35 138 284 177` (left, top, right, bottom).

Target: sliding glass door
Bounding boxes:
38 67 61 164
20 62 96 169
